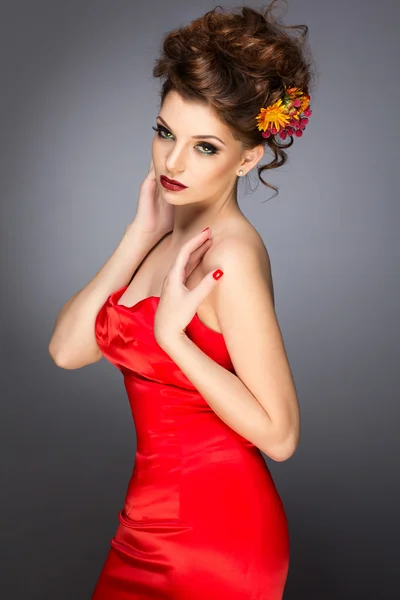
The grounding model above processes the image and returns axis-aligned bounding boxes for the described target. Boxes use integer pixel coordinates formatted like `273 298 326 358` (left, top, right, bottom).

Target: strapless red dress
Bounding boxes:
91 284 290 599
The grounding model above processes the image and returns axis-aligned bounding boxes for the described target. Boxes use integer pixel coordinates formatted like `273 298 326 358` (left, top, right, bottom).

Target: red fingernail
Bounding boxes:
213 269 224 280
201 227 210 233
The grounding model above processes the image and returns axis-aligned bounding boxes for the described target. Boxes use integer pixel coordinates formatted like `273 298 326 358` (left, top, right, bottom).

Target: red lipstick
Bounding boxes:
160 175 187 191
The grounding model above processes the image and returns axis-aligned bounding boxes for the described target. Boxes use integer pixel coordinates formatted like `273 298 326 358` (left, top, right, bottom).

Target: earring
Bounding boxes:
238 169 243 176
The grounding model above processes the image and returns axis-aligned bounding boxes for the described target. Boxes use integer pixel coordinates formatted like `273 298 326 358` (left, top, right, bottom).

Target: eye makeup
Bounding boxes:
152 124 220 156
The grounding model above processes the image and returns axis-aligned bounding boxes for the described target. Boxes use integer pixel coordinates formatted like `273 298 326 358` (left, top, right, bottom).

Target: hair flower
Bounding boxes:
256 85 312 139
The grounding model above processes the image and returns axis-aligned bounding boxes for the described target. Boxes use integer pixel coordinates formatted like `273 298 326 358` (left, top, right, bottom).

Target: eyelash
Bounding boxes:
152 125 219 156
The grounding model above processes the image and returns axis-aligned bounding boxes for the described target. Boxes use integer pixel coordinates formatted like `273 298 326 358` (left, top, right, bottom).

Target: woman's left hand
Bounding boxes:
154 227 224 349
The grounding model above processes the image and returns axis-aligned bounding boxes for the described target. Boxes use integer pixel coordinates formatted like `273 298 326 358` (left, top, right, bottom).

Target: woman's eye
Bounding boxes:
152 125 218 156
197 142 218 155
152 125 172 139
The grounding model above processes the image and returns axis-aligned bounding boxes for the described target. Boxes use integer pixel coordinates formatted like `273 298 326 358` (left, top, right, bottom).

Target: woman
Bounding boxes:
49 2 314 598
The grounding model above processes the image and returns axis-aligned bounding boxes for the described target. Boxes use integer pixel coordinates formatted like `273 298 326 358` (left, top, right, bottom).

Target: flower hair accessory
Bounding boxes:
255 85 312 140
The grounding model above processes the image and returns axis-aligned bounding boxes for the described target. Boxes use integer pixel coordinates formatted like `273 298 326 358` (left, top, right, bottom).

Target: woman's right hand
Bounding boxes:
129 159 175 239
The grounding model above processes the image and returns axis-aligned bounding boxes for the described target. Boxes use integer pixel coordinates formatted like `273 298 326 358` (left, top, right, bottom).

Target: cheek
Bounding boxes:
203 160 233 186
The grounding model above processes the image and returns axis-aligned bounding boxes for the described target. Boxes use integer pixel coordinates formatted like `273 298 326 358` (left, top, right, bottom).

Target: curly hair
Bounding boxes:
152 0 317 199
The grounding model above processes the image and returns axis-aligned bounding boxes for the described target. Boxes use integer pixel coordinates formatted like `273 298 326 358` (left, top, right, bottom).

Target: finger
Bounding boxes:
194 236 212 255
185 238 212 278
146 166 157 183
173 229 212 280
190 268 223 307
189 233 212 256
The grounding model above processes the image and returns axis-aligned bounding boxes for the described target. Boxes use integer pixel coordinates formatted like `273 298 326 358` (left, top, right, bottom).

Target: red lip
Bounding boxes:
160 175 187 188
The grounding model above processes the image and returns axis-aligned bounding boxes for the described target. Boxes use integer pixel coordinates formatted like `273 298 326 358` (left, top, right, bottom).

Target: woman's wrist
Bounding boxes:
124 220 162 246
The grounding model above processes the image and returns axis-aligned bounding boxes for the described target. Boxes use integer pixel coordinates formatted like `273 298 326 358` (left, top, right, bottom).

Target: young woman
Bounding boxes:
49 2 314 598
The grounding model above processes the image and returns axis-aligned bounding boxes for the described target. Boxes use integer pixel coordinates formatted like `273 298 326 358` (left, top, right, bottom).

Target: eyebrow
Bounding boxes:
156 116 226 146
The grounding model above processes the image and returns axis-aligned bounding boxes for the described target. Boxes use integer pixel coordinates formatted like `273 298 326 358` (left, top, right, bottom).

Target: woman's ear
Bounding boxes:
240 144 265 172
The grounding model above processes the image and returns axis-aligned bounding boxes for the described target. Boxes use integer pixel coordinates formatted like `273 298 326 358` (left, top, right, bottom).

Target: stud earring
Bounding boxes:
238 169 243 176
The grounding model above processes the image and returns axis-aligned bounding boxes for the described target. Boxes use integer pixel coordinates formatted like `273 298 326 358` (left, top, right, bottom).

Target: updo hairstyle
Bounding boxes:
152 0 317 198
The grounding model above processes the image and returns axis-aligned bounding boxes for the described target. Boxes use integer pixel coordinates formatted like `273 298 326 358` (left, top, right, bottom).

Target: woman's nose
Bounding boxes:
165 146 186 173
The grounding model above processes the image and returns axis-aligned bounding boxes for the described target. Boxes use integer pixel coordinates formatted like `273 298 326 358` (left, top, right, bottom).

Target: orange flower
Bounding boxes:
285 86 310 115
255 98 291 133
256 86 310 134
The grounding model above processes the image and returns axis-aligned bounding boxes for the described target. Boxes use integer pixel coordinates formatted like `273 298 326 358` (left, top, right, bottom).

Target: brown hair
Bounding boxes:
152 0 317 199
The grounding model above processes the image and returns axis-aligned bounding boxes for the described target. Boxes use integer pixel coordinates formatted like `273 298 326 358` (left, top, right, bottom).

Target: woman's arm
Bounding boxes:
157 235 300 462
160 335 297 462
48 222 160 370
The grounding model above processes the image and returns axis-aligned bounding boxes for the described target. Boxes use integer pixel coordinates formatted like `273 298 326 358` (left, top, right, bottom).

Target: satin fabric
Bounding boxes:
91 285 290 599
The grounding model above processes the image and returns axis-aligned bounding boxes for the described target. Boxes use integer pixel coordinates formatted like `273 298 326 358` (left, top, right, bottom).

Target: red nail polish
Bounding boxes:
201 227 210 233
213 269 224 280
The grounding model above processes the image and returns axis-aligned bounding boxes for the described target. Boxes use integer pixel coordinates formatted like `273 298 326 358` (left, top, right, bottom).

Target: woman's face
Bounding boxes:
152 91 245 206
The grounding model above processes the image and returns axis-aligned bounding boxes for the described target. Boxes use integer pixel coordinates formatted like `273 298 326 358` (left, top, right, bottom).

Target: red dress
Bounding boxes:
91 284 290 599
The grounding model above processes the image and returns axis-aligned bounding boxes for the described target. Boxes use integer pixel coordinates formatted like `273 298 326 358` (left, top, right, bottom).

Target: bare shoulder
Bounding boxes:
202 220 298 461
203 219 275 309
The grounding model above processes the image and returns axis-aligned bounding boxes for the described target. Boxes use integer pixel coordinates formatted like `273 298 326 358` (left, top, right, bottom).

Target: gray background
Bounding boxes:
1 0 399 598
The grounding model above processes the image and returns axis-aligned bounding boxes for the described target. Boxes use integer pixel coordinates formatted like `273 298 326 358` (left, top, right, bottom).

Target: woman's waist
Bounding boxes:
130 442 268 494
123 450 280 525
134 437 262 470
135 417 261 459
